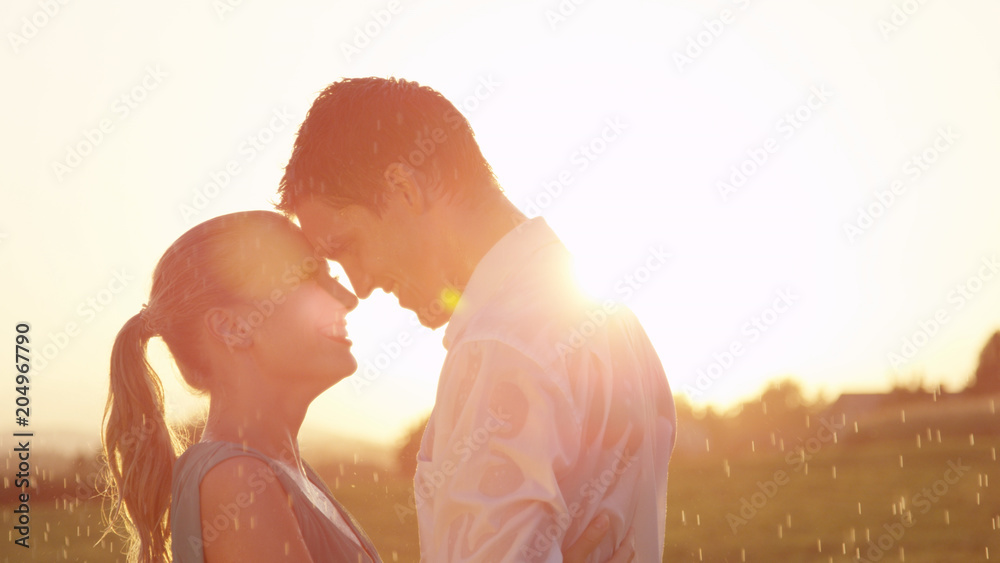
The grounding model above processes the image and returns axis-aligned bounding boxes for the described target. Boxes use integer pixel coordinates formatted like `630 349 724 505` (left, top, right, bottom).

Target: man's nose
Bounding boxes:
344 269 374 301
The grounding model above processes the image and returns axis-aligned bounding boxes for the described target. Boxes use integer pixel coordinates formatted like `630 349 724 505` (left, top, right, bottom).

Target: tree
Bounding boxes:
969 331 1000 394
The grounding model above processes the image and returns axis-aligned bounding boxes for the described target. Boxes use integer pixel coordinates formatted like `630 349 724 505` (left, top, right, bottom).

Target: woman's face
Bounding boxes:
235 229 360 391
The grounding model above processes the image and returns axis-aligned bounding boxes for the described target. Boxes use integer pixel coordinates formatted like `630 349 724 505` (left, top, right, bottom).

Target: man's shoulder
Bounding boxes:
456 286 645 373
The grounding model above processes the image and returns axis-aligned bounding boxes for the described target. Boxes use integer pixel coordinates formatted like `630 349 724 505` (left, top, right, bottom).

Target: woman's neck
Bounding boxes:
201 391 310 474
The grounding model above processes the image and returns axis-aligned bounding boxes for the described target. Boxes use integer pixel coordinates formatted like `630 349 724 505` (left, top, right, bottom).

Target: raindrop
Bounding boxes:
916 434 922 448
681 510 687 525
970 433 976 446
900 409 906 423
832 466 837 479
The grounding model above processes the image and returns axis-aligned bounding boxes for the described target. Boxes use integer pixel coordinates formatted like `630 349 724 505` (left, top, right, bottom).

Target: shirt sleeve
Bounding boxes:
417 338 581 562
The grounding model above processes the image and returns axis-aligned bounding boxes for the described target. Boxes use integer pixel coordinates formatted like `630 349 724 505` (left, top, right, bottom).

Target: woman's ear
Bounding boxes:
204 307 252 352
383 161 426 214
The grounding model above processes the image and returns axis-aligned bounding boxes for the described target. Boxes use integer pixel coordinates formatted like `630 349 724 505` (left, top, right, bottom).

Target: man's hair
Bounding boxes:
277 77 500 215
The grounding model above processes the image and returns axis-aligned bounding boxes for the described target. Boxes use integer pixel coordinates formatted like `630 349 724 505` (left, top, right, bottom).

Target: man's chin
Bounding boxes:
415 310 449 330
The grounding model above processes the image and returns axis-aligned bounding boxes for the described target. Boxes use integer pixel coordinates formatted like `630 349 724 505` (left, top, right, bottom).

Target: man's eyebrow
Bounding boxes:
313 235 346 257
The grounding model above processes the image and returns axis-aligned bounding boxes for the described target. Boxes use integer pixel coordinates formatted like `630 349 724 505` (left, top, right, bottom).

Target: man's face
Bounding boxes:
295 198 452 328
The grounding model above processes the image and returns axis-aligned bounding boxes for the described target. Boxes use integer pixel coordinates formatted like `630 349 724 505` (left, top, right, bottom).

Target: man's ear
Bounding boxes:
383 161 426 214
204 307 252 351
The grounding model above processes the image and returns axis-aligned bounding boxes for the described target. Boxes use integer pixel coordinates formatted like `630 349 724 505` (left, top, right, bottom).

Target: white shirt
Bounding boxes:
415 218 676 562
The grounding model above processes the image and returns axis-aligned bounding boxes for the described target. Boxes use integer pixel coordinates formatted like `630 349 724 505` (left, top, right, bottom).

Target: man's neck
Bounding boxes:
443 194 528 292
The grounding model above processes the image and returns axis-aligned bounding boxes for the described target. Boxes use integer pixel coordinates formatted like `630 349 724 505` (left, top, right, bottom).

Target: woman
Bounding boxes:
100 210 632 562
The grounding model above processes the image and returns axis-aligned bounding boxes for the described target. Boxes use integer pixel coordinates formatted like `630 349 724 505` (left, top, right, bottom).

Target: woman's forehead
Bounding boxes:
212 223 320 291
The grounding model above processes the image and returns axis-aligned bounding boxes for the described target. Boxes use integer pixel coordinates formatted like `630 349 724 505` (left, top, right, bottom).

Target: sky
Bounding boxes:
2 0 1000 452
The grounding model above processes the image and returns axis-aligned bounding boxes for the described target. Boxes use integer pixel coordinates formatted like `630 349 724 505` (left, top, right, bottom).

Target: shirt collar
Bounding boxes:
443 217 561 350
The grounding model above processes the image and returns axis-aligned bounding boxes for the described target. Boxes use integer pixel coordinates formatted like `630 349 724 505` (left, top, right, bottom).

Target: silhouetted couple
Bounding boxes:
102 77 674 562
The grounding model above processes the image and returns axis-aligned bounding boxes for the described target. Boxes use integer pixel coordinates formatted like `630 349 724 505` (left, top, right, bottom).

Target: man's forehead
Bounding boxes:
295 200 359 252
296 199 342 229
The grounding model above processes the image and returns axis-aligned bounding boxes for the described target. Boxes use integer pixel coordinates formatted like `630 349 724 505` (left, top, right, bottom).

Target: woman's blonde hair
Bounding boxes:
100 210 307 562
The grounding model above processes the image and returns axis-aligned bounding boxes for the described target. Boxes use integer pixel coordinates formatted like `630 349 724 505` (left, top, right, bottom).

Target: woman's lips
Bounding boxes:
321 322 350 345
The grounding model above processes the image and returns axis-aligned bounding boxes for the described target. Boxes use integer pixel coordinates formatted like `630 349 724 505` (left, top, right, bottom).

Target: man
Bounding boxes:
276 77 675 561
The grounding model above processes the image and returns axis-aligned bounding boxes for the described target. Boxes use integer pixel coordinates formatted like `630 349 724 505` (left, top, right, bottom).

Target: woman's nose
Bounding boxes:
323 276 359 312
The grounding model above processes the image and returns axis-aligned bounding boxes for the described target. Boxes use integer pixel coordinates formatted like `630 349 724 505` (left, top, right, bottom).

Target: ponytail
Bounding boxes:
101 310 182 563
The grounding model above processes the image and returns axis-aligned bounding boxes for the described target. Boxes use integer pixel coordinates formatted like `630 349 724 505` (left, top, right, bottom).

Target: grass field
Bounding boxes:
3 396 999 561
